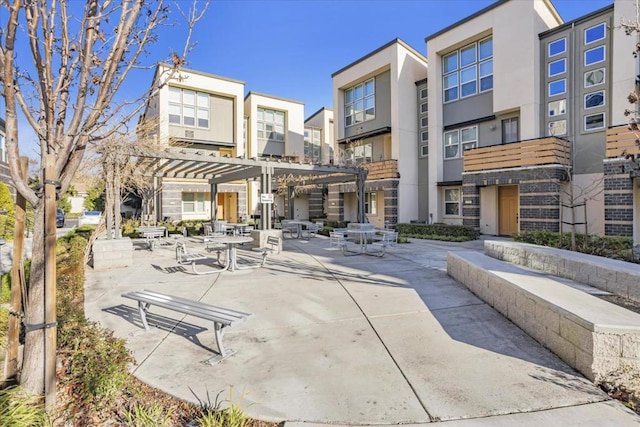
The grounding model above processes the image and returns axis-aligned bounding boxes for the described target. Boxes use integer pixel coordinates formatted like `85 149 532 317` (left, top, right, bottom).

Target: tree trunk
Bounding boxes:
115 165 122 238
20 202 46 395
105 161 114 239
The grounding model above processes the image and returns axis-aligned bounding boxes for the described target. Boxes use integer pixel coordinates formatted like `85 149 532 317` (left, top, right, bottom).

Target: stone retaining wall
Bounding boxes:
447 251 640 382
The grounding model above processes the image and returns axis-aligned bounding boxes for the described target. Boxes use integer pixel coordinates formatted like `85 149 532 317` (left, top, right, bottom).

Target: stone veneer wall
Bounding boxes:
327 179 398 225
462 166 568 232
308 188 324 220
603 159 638 237
161 181 246 221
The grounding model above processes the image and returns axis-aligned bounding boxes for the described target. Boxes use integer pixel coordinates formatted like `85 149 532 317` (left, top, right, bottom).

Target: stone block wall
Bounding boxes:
447 250 640 382
92 237 133 270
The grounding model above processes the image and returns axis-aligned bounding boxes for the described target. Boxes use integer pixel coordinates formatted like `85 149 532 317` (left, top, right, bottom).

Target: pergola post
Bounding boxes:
356 168 367 223
210 182 218 220
260 166 272 230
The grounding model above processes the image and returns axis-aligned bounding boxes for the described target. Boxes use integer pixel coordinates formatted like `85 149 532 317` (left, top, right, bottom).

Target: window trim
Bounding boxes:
548 119 567 137
168 86 210 130
420 144 429 157
421 117 428 128
548 79 566 97
548 58 566 77
182 192 207 214
584 45 606 67
421 130 429 142
444 187 461 217
365 192 377 215
548 37 566 57
257 107 286 143
584 67 606 88
584 112 605 131
584 90 605 110
444 125 477 159
585 22 606 45
442 37 492 103
420 88 428 100
548 99 567 117
444 129 460 160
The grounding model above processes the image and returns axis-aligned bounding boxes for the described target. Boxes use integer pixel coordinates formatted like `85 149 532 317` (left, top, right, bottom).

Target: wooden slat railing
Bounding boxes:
606 125 640 158
361 159 399 179
463 137 571 172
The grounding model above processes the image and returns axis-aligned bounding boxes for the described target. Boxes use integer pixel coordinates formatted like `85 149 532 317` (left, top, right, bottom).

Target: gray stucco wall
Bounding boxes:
169 93 235 144
443 91 493 127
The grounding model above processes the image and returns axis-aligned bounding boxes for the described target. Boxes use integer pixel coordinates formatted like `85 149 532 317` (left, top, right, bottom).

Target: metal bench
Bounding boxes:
121 289 252 364
176 242 224 275
251 235 280 265
138 226 167 251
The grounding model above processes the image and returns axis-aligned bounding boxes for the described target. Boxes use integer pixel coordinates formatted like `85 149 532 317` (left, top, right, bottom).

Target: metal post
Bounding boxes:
210 182 218 220
44 154 57 410
356 168 367 223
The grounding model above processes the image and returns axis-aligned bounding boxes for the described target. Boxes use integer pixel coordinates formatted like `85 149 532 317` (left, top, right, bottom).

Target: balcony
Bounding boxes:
361 159 399 180
606 125 640 158
463 137 571 173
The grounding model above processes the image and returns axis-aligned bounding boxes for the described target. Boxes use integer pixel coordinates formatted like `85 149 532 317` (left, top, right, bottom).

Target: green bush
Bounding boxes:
0 181 15 240
395 223 478 241
513 231 636 262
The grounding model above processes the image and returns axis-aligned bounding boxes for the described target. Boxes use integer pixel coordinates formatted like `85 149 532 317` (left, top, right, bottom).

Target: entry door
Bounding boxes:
498 186 519 236
294 194 309 220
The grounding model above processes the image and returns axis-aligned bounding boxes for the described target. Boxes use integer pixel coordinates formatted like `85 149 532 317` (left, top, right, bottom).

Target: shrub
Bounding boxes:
513 231 636 262
395 223 478 241
124 403 175 427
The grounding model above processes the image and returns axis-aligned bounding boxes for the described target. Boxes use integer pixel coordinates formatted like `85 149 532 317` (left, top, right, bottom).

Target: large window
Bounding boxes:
444 126 477 159
442 37 492 102
444 188 461 216
182 192 206 213
548 59 566 77
548 38 566 57
344 142 373 164
304 128 321 162
345 79 375 126
168 87 210 129
257 108 285 142
585 45 605 66
585 23 606 44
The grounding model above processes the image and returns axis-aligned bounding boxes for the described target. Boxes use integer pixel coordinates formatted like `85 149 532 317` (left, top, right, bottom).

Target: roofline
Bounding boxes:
331 38 427 78
424 0 563 43
539 3 614 39
156 63 245 86
244 91 305 106
305 106 333 123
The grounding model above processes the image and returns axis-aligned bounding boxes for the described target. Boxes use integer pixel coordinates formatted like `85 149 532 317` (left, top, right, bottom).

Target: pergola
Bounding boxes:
133 147 368 228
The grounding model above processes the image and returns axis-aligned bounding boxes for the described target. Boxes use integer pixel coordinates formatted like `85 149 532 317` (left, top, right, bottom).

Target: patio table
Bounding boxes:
342 229 384 257
209 235 254 271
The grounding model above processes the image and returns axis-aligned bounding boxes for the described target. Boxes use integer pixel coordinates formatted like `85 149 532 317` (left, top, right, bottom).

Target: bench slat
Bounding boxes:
122 290 251 325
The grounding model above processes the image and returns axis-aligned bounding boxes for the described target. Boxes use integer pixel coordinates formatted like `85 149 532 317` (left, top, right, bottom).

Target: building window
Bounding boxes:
182 192 206 213
304 128 321 162
585 45 605 66
420 102 428 114
345 78 375 126
421 130 429 142
444 188 461 216
168 87 210 129
257 108 285 142
420 144 429 157
420 88 428 99
585 23 606 44
548 99 566 117
502 118 519 144
365 192 377 215
549 79 566 97
444 126 476 159
345 142 372 164
548 119 567 136
584 68 605 88
421 117 428 128
584 113 605 131
548 38 566 57
548 58 566 77
584 91 605 109
442 37 492 102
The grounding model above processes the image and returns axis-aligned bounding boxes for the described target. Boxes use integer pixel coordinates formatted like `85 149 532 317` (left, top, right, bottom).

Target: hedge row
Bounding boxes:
395 223 478 240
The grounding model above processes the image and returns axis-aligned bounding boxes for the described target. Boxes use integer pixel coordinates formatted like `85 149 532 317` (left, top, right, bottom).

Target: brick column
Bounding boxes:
604 159 636 237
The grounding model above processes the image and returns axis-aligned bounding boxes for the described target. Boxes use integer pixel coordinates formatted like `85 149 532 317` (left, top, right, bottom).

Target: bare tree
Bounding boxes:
0 0 208 402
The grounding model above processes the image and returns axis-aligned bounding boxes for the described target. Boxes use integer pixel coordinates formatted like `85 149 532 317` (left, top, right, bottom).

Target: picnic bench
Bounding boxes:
250 235 280 266
138 226 167 251
121 289 252 365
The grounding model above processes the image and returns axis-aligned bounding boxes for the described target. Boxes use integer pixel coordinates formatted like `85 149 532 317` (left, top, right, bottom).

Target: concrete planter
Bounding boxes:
92 237 133 270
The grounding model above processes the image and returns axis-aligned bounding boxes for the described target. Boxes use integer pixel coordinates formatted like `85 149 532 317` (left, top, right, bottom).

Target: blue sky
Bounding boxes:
4 0 617 155
170 0 614 119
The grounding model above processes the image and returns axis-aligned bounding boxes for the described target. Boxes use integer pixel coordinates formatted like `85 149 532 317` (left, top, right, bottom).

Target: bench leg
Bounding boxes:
138 301 151 330
204 322 237 366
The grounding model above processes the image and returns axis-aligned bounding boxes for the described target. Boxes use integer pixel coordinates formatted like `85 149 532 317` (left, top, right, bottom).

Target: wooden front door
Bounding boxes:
498 186 519 236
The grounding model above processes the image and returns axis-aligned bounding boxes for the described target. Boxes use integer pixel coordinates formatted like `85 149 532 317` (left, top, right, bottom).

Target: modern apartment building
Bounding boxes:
302 107 335 220
330 39 428 228
424 0 639 243
140 65 246 222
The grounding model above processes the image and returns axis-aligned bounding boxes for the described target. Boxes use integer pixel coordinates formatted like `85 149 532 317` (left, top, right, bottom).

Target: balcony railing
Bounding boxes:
360 159 399 180
606 125 640 158
463 137 571 173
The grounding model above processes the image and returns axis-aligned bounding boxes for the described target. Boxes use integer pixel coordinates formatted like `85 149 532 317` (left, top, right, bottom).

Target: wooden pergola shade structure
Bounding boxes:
133 148 369 227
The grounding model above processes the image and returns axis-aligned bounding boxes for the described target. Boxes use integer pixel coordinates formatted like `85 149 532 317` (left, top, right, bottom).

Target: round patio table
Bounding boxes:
209 235 254 271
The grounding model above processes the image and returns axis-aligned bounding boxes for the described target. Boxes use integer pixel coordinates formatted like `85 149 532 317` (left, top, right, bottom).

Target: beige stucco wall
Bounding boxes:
305 108 335 164
560 173 605 236
612 0 638 127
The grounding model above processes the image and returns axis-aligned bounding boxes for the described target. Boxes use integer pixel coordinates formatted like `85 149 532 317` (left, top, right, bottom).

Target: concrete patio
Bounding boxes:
83 234 639 425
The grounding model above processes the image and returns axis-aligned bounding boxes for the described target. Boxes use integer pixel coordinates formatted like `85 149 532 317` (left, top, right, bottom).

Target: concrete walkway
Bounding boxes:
84 235 640 425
